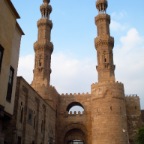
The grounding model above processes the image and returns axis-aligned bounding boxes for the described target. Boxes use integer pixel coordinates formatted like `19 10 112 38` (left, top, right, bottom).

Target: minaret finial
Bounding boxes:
96 0 108 13
43 0 50 3
40 0 52 18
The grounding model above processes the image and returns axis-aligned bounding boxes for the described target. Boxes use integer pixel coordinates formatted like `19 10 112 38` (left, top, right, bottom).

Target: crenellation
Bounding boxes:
92 81 123 86
60 92 90 97
125 95 140 103
125 94 139 97
65 111 85 116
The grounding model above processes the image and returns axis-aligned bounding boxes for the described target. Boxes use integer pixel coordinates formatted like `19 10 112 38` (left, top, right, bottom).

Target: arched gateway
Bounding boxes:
64 124 87 144
57 93 91 144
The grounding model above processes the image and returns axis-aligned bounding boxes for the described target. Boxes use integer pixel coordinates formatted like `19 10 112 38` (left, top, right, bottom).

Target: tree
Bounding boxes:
136 126 144 144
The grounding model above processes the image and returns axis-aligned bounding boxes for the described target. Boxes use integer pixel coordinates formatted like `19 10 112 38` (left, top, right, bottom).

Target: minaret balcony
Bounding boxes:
96 64 115 71
37 19 53 29
95 36 114 49
34 41 53 53
95 14 110 24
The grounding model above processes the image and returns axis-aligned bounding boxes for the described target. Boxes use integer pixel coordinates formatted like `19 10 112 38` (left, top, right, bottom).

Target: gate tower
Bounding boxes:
91 0 129 143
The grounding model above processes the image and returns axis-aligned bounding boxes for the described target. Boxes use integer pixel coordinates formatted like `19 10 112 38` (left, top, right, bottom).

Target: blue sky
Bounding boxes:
11 0 144 108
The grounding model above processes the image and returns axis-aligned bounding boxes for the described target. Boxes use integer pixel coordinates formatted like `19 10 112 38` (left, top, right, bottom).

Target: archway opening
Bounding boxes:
66 102 84 114
64 128 85 144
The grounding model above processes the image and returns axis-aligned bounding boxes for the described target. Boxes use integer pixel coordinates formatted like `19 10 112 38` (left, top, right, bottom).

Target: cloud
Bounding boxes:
17 28 144 108
17 54 34 84
110 20 127 32
120 28 144 51
114 28 144 108
110 11 128 32
17 52 97 94
51 52 96 94
111 11 127 21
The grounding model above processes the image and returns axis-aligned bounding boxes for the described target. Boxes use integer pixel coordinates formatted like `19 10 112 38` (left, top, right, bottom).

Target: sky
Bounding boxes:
11 0 144 109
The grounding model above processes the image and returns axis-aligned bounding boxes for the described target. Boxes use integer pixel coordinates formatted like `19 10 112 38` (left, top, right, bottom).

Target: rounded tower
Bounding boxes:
31 0 53 99
91 0 129 143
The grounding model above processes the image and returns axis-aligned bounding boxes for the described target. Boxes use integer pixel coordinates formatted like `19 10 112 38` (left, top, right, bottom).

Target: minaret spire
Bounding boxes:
95 0 115 82
32 0 53 98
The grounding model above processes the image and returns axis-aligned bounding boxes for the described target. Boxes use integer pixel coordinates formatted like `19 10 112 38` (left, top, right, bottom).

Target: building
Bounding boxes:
3 0 143 144
0 0 24 143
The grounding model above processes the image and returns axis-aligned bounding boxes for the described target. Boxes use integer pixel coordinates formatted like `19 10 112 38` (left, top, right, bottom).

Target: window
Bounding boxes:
0 45 4 72
20 108 23 123
17 136 21 144
20 102 23 123
41 120 44 133
6 66 14 102
33 116 36 129
27 108 33 125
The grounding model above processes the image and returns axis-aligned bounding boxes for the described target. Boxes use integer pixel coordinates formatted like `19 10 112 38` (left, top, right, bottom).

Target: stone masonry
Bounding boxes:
5 0 143 144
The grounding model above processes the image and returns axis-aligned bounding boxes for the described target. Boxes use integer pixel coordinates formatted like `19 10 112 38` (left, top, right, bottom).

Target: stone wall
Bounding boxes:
125 95 142 143
57 93 92 144
5 77 56 144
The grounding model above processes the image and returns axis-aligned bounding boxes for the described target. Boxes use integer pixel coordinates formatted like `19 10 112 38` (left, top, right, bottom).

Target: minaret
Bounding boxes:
32 0 53 98
91 0 129 144
95 0 115 82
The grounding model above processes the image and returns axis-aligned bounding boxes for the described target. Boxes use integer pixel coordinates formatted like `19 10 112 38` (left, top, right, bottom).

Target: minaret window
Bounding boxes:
104 57 107 62
103 52 107 63
38 55 42 67
39 59 42 66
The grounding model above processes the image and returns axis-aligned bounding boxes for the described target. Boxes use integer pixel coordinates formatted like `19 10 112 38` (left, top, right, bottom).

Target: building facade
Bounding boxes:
5 77 56 144
0 0 24 143
2 0 143 144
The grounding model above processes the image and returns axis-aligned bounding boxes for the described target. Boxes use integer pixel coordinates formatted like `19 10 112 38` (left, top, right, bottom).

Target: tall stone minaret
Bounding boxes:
32 0 53 99
91 0 129 144
95 0 115 82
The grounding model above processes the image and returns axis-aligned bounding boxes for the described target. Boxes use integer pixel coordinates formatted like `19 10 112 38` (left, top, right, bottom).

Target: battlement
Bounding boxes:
50 85 55 88
92 81 123 86
49 85 55 89
64 111 85 117
125 95 139 100
91 81 124 90
60 92 90 97
68 111 84 115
